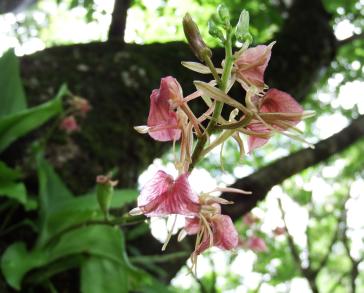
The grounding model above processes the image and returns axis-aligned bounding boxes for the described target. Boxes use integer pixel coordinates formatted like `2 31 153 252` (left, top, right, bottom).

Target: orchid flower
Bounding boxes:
246 88 304 152
135 76 203 142
234 42 275 91
129 170 200 217
59 116 80 133
246 236 267 252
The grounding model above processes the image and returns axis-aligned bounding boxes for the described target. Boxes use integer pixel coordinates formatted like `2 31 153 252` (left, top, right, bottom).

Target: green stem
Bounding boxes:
189 28 234 171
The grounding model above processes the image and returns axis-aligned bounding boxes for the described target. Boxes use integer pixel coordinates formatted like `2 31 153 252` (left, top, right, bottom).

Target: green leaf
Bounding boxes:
1 242 47 290
1 225 127 290
37 157 73 212
0 161 21 182
81 256 128 293
36 157 74 245
0 181 27 205
42 188 137 245
0 85 66 153
0 50 27 117
36 158 137 245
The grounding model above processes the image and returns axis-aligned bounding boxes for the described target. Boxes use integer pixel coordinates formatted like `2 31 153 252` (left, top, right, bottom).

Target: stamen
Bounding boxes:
200 214 213 248
162 215 178 251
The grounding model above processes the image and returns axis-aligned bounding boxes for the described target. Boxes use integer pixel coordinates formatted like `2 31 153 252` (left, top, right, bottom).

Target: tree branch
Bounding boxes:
222 114 364 220
129 114 364 282
278 198 319 293
337 32 364 48
314 215 341 273
107 0 132 42
341 206 361 293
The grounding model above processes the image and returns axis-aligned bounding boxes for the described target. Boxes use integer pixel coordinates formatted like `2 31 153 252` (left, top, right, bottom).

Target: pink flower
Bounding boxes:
194 214 239 255
147 76 183 141
247 88 303 152
247 236 267 252
273 227 286 236
59 116 80 133
243 213 259 225
130 170 200 217
185 213 239 256
185 217 201 235
71 96 91 115
235 43 274 89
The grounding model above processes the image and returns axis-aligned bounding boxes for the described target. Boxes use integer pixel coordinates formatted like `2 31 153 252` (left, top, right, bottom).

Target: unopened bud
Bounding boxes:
183 13 212 61
236 10 253 44
208 19 224 41
96 175 118 220
217 4 230 25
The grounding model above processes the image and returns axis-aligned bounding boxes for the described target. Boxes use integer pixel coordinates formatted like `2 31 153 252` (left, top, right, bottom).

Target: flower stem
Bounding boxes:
189 28 234 171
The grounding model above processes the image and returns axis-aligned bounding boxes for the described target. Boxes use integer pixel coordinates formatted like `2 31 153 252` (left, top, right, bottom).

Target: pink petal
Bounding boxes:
195 214 239 255
137 171 200 217
59 116 80 133
260 89 303 118
235 45 272 87
247 236 267 252
185 217 201 235
147 76 183 141
243 213 258 225
212 214 239 250
247 123 271 152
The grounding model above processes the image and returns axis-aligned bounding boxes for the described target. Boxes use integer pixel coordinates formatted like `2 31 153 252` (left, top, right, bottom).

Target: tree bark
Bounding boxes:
108 0 132 41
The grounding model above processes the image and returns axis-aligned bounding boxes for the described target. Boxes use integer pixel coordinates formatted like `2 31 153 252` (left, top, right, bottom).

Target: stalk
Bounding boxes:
189 28 234 171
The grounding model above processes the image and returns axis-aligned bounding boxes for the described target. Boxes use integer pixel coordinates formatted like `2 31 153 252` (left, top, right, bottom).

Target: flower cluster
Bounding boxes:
59 95 91 134
130 5 312 267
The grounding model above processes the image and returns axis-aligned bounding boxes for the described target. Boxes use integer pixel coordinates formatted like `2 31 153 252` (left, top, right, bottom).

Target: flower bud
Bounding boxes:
59 116 80 133
183 13 212 61
96 175 118 220
217 4 230 25
208 19 224 41
236 10 253 44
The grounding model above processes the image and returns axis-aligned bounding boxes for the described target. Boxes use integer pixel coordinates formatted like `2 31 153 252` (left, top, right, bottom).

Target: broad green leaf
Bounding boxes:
0 161 21 182
0 85 66 153
2 225 126 290
36 157 74 245
0 50 27 117
43 189 138 241
36 164 137 246
50 225 125 264
0 181 27 205
81 256 128 293
37 157 73 212
1 242 47 290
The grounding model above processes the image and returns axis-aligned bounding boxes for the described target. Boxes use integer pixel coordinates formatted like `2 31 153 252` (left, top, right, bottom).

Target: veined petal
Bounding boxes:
147 77 183 141
235 42 275 88
260 89 303 116
195 214 239 255
137 171 200 217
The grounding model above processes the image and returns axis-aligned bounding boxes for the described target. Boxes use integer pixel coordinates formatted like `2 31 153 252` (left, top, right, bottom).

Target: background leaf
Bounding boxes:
1 225 128 290
81 256 128 293
0 86 65 153
0 50 27 117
